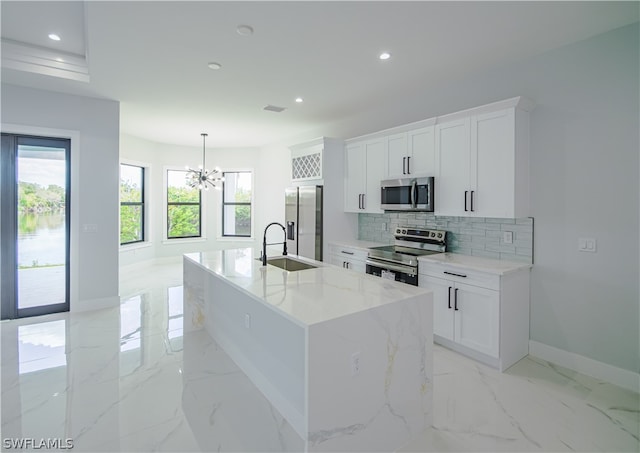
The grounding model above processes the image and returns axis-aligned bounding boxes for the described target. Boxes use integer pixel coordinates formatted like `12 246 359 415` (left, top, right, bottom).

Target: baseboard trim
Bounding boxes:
529 340 639 393
71 295 120 312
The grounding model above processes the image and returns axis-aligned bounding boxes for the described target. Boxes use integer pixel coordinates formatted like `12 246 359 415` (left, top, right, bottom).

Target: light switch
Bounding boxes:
579 238 597 253
503 231 513 244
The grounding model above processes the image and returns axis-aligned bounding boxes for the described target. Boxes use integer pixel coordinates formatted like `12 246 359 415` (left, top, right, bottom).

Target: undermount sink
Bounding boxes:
266 257 317 272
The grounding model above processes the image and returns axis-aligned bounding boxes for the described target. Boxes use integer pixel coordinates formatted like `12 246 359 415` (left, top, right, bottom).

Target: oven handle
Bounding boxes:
365 258 417 276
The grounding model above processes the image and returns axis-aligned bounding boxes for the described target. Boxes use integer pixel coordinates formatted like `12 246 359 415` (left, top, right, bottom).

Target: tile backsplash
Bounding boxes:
358 213 533 263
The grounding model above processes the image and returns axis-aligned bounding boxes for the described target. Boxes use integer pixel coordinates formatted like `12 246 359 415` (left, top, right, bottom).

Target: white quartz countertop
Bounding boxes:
328 239 387 251
418 252 532 275
184 248 430 328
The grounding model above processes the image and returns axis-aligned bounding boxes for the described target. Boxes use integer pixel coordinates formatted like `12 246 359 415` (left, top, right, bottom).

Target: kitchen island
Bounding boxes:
183 248 433 452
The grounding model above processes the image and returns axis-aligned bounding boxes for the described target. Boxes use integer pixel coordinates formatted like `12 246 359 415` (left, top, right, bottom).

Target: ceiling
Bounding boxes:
1 1 638 148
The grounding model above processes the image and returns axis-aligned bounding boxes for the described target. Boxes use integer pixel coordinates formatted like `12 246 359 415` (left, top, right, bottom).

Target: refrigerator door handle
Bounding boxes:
286 221 295 240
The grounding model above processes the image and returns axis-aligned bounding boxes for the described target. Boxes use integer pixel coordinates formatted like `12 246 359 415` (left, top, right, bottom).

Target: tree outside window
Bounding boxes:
120 164 144 244
167 170 201 238
222 172 252 237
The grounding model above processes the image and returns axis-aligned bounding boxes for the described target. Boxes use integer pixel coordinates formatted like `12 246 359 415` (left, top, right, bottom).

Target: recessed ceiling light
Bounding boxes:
295 97 303 103
236 24 254 36
207 62 222 70
379 52 391 60
48 34 61 41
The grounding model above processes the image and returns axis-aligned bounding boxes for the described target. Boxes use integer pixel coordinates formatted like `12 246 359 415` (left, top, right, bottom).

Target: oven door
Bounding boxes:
365 258 418 286
380 177 434 211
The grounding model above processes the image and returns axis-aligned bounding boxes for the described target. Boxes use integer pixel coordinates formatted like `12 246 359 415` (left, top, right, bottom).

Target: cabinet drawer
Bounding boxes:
419 263 500 290
328 244 368 262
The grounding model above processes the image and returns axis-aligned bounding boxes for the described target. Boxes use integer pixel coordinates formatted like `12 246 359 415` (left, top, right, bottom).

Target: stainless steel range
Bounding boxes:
366 226 447 286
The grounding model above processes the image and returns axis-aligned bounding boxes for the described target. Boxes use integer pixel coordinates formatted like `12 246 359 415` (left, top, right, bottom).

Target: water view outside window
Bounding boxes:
222 172 252 237
17 145 67 309
120 164 145 244
167 170 201 238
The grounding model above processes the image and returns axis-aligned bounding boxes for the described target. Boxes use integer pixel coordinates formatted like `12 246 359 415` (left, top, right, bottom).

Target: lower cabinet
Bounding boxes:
426 277 499 358
419 261 530 371
327 243 368 273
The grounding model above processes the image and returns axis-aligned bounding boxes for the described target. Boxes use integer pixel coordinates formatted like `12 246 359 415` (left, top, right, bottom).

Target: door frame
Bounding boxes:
1 123 80 318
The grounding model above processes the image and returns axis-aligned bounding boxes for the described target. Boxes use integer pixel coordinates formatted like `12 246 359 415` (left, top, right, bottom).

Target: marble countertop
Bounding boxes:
184 248 430 327
418 252 532 275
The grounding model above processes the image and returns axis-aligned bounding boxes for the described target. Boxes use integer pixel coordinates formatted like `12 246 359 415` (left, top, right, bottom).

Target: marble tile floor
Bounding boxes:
0 256 638 452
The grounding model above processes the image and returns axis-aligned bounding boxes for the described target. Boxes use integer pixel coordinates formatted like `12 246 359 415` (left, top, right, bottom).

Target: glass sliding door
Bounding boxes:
1 134 70 319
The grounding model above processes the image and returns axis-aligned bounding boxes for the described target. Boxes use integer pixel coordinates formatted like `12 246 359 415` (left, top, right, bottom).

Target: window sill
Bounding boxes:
162 237 207 245
120 241 152 252
216 236 254 242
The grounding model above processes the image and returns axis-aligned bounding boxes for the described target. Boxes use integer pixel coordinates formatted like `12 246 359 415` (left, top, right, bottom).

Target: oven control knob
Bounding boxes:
402 229 407 234
437 233 443 239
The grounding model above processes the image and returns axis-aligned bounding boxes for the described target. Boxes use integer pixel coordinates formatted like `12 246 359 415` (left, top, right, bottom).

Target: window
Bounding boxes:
222 171 252 237
120 164 145 244
167 169 201 239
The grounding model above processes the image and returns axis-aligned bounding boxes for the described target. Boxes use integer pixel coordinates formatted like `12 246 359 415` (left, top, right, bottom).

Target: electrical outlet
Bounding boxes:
351 352 361 376
503 231 513 244
244 313 251 329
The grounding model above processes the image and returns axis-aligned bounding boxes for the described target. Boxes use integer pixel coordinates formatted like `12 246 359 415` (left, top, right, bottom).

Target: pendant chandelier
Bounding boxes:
186 133 224 190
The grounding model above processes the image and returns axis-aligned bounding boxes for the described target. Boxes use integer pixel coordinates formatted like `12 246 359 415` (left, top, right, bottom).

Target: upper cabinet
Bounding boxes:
344 138 385 213
290 142 323 183
435 98 533 218
344 97 534 217
386 125 436 178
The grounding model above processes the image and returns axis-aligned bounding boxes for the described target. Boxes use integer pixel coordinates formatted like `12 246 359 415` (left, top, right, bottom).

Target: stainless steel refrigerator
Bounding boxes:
285 186 323 261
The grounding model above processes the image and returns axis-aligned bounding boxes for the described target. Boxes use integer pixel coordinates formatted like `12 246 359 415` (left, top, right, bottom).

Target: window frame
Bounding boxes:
119 163 145 245
221 171 253 238
166 169 202 240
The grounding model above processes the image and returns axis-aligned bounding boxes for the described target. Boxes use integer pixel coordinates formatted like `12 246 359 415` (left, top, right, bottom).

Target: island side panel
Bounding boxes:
306 292 433 452
184 258 206 332
201 269 307 437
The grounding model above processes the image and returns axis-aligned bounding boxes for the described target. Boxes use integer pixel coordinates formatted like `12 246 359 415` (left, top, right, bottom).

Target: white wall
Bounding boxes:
1 84 120 311
120 135 296 265
305 23 639 374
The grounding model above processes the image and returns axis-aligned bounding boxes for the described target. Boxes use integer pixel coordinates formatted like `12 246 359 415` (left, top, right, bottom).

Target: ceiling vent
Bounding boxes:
263 105 286 113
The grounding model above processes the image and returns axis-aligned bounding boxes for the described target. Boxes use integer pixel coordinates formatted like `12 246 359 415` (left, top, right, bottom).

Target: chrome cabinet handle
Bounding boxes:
448 286 452 309
464 191 468 211
407 156 411 174
470 190 475 212
454 288 459 311
403 157 406 174
341 251 354 255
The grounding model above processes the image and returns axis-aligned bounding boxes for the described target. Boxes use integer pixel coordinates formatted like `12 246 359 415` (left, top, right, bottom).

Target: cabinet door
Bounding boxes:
407 126 435 176
347 259 366 273
453 282 499 358
328 254 345 268
386 133 408 178
471 109 515 217
363 139 386 213
344 143 366 212
435 118 471 216
421 276 454 341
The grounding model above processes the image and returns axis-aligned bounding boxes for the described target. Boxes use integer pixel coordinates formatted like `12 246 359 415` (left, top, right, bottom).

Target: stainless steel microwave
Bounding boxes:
380 177 434 212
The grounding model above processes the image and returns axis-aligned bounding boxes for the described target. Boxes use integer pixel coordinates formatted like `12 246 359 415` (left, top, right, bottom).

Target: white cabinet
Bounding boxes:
328 243 368 273
434 98 532 218
434 118 471 216
419 259 530 371
344 138 385 213
386 126 435 179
